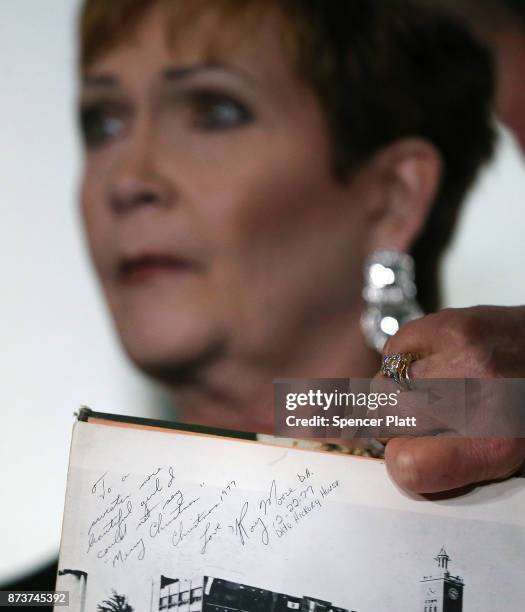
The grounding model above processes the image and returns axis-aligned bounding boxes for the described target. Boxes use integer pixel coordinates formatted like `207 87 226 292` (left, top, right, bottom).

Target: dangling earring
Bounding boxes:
360 249 423 353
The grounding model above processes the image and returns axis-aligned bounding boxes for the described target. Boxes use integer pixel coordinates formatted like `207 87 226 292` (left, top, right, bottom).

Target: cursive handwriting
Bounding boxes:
88 493 130 535
162 488 184 511
91 472 111 500
259 479 296 516
112 537 146 567
149 495 200 539
229 501 269 547
298 467 313 483
139 467 162 490
273 513 294 538
88 500 133 554
167 466 176 488
200 521 222 554
320 480 339 498
85 464 329 565
96 515 128 559
292 498 322 525
137 477 163 527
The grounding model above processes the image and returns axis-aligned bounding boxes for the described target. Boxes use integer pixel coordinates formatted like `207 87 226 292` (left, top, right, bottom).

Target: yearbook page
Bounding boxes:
56 413 525 611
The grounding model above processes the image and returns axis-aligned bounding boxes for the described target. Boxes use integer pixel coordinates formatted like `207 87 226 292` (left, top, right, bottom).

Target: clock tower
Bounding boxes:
420 547 464 611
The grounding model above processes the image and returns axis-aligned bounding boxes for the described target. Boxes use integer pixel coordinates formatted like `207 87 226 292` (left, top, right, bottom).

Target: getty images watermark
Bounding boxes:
284 388 412 430
273 378 525 439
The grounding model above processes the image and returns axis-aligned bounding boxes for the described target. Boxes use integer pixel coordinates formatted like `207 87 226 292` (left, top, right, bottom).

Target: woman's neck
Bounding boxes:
169 312 380 434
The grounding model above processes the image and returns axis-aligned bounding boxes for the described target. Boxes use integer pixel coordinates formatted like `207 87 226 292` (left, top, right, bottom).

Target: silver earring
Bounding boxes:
360 249 423 353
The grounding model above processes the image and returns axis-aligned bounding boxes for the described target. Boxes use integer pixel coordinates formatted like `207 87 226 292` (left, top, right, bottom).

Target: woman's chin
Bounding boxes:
118 323 225 383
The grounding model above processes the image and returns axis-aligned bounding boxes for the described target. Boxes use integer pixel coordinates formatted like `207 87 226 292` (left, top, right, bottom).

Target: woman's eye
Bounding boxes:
191 93 253 131
79 105 126 148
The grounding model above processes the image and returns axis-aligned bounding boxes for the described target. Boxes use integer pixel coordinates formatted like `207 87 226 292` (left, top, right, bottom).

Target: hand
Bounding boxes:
379 305 525 494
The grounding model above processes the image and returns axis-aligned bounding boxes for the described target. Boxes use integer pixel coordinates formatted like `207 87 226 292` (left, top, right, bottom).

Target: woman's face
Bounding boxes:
79 5 378 377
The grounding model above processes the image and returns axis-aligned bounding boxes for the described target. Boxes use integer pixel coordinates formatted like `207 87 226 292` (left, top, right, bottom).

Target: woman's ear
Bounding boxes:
366 138 442 253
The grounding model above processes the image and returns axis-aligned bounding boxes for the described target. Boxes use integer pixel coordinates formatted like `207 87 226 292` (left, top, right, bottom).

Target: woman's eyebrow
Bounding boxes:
79 63 256 94
81 73 119 89
161 63 254 85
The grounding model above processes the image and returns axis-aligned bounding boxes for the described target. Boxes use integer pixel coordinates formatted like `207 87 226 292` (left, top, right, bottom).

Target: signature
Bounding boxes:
259 479 296 516
230 501 269 547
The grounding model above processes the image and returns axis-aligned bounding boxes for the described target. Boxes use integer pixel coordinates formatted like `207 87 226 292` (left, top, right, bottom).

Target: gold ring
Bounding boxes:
381 352 419 390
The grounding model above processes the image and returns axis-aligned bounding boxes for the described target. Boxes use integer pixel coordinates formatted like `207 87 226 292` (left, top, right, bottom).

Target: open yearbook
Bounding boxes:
56 408 525 611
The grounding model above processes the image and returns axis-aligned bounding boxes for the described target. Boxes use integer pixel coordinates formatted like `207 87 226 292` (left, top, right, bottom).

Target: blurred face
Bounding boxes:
79 5 376 378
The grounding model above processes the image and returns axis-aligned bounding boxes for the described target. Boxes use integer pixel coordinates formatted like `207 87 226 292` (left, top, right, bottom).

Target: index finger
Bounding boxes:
383 311 445 356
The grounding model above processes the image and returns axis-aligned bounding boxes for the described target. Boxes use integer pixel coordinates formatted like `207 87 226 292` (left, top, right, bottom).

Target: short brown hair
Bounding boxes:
79 0 496 313
438 0 525 31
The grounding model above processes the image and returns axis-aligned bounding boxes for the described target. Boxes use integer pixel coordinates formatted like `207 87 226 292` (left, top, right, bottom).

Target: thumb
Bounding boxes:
384 437 525 494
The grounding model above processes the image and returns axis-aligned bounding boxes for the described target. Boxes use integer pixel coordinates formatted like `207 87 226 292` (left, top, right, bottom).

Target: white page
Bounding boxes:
56 420 525 611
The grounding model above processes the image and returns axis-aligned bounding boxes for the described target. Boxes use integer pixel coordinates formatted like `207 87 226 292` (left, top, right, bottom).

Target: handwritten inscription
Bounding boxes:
91 472 111 500
200 522 222 554
112 537 146 567
139 467 162 490
85 463 338 567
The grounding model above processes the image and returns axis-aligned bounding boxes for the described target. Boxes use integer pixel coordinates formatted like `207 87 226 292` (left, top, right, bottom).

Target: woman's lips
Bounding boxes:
118 255 196 283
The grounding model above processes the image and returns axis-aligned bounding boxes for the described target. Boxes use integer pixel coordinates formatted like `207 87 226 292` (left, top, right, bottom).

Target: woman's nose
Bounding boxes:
109 126 172 215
